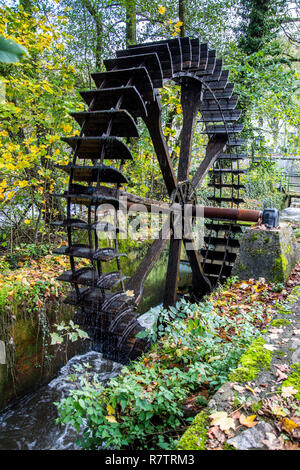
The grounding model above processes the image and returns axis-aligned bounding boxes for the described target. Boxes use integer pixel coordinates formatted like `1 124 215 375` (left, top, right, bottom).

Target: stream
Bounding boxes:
0 350 124 450
0 291 164 449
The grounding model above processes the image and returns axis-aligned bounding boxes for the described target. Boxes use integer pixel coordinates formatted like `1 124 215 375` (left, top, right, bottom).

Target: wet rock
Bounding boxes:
227 422 275 450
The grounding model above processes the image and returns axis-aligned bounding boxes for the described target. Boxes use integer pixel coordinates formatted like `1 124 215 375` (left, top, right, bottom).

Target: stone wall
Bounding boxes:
0 299 89 411
232 223 299 283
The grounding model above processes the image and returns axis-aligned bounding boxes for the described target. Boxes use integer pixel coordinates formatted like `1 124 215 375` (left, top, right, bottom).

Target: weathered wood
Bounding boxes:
183 239 211 297
143 98 177 196
177 79 202 181
163 236 182 308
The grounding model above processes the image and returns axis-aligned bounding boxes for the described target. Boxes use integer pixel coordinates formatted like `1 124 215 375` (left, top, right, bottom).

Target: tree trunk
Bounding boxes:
125 0 136 47
239 0 273 54
82 0 103 70
179 0 186 37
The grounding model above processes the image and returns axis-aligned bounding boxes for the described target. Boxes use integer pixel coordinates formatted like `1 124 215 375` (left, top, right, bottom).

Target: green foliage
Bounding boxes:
0 3 80 249
0 36 28 63
56 297 264 450
50 320 89 346
3 243 51 269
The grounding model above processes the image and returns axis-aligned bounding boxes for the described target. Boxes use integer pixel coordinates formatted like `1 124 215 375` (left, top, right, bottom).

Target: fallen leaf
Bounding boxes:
239 413 258 428
281 386 298 398
276 370 288 382
284 441 299 450
207 426 226 443
245 385 256 395
263 344 276 351
232 384 245 393
125 290 135 297
282 417 300 433
271 406 288 417
262 432 283 450
209 411 236 431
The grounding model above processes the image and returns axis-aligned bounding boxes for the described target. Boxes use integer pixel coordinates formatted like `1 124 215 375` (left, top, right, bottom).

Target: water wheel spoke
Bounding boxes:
177 79 202 182
163 236 182 308
191 135 228 190
183 239 211 298
126 231 170 305
143 99 177 196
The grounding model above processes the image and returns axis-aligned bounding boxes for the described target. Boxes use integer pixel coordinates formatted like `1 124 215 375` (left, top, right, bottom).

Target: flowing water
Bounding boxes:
0 350 123 450
0 307 160 450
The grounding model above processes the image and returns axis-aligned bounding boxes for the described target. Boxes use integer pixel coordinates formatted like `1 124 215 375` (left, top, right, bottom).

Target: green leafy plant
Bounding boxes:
50 320 89 363
56 295 264 450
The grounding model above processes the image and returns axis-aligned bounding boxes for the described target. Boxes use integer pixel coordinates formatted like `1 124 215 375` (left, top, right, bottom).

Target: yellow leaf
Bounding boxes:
271 406 287 417
158 6 166 14
106 405 115 416
282 418 299 433
239 414 258 428
105 415 117 423
209 411 235 431
281 386 298 398
125 290 135 297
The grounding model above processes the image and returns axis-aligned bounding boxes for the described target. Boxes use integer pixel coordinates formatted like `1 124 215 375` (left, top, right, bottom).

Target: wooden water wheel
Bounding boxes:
53 38 249 363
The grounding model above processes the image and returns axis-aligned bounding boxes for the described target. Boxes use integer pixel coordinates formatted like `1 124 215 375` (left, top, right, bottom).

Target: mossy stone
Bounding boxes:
228 337 273 383
176 411 209 450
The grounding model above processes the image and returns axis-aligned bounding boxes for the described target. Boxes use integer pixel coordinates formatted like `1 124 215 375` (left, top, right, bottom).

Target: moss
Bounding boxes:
277 304 292 315
250 233 259 241
176 411 209 450
272 254 289 282
253 249 264 256
228 337 273 383
224 443 236 450
270 319 291 327
280 363 300 400
239 263 247 272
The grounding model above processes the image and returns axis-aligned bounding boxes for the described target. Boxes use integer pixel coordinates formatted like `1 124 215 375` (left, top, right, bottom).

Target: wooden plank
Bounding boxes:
183 239 211 298
177 80 202 181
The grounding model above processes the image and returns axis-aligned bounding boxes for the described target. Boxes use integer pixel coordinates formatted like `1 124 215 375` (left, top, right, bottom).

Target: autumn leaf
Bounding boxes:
239 414 258 428
271 406 288 417
281 386 298 398
125 290 135 297
209 411 235 431
282 417 299 433
105 415 118 423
